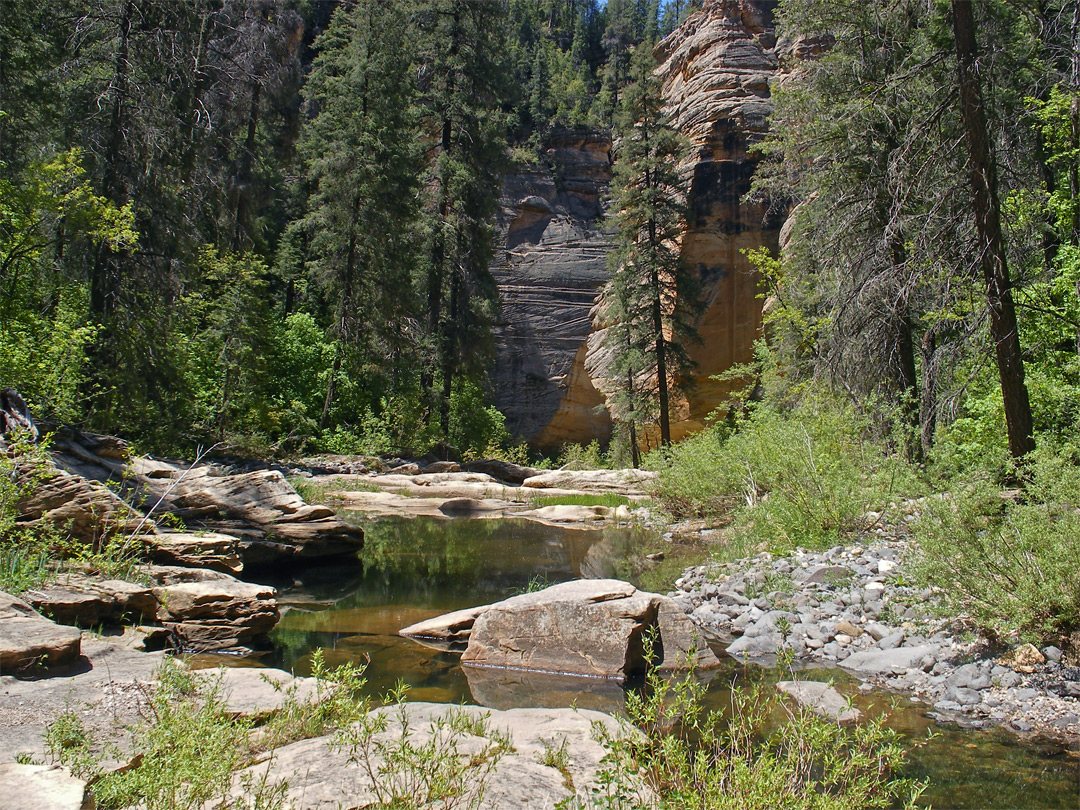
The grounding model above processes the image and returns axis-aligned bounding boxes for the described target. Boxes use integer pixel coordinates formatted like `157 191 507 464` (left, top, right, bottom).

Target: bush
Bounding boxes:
654 394 916 553
557 439 611 470
912 446 1080 646
578 648 925 810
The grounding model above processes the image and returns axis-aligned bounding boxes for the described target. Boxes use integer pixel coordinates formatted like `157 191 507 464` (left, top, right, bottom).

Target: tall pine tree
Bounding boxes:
301 0 423 428
601 35 697 449
413 0 509 437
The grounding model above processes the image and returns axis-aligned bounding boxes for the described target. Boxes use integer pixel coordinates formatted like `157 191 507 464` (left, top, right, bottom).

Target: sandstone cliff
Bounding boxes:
491 129 615 448
493 1 782 449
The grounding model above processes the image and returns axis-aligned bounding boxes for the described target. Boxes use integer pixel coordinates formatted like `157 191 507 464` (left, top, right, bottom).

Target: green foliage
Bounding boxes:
260 648 372 751
0 433 64 594
654 382 918 553
913 445 1080 645
558 439 612 470
530 493 634 508
0 150 135 422
335 682 511 810
577 653 924 810
50 660 257 810
448 379 512 460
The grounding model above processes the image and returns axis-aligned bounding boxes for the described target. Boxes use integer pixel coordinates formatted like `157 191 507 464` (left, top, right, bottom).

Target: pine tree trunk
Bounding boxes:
952 0 1035 460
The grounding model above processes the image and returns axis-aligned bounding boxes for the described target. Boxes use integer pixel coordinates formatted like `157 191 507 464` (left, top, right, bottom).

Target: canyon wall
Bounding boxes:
493 0 783 450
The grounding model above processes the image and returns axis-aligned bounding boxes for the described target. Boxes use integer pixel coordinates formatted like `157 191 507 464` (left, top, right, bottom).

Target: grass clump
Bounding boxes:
46 659 275 810
288 475 381 504
579 656 925 810
912 445 1080 647
529 493 635 509
335 682 511 810
654 393 915 555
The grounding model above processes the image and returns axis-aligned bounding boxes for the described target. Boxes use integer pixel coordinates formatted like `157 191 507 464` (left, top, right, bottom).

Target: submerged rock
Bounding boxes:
777 681 862 723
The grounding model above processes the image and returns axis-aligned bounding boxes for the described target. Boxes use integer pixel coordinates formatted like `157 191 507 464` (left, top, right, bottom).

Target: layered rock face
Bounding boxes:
494 1 782 447
491 129 615 450
653 0 782 439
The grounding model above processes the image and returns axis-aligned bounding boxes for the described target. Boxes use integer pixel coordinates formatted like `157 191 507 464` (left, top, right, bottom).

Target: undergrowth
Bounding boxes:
576 647 926 810
529 493 635 509
652 393 919 555
912 443 1080 647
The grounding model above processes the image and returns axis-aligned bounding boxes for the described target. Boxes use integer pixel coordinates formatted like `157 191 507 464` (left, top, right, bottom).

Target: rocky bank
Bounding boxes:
668 523 1080 743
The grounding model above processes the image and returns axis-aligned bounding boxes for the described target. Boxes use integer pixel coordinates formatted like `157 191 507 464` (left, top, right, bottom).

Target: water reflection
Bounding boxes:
262 516 1079 810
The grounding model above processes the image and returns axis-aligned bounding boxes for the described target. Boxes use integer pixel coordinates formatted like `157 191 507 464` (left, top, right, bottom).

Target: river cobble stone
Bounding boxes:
671 512 1080 745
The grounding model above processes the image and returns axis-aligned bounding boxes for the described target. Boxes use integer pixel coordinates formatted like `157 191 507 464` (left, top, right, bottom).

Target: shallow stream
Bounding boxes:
257 516 1078 809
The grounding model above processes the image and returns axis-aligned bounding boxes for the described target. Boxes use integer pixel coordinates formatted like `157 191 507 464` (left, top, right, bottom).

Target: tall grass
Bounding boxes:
653 395 918 554
912 445 1080 646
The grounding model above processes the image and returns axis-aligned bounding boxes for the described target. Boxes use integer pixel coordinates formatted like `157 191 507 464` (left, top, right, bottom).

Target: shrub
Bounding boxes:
912 446 1080 646
654 395 916 553
577 650 925 810
558 439 611 470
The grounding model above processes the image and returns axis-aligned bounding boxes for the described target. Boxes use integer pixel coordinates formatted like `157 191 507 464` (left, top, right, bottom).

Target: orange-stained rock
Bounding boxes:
494 2 783 448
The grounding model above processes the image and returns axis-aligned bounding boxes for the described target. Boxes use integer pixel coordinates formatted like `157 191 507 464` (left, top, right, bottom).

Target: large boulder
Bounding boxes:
403 579 720 682
462 580 658 680
153 580 279 651
0 590 82 673
15 462 145 543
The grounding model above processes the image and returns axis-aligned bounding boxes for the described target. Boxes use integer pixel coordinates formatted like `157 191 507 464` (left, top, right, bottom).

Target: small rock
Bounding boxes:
997 644 1045 673
877 632 905 651
950 662 992 691
1041 645 1063 663
943 685 983 706
834 620 863 638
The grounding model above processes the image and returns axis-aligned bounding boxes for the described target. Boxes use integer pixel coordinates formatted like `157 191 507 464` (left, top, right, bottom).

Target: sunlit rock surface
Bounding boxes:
494 1 782 447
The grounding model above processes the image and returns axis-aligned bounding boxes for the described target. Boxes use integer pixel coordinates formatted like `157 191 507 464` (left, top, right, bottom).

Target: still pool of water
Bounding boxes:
251 515 1078 809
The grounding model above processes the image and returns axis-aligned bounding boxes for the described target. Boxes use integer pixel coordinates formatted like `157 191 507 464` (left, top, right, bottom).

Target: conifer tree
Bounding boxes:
300 0 422 428
601 36 698 449
412 0 509 437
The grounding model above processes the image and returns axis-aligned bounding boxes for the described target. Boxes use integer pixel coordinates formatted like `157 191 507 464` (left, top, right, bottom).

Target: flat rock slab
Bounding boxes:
0 591 82 673
841 645 939 677
0 763 93 810
777 681 862 723
214 667 324 718
224 702 635 810
400 606 486 641
149 530 243 574
521 469 656 494
0 637 164 764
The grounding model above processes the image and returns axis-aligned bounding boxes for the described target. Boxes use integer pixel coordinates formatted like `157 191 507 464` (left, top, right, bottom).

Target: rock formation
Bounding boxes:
400 579 720 681
491 129 615 450
493 1 782 448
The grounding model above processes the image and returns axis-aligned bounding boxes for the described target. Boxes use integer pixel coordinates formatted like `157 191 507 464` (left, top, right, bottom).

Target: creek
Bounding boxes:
255 515 1078 809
